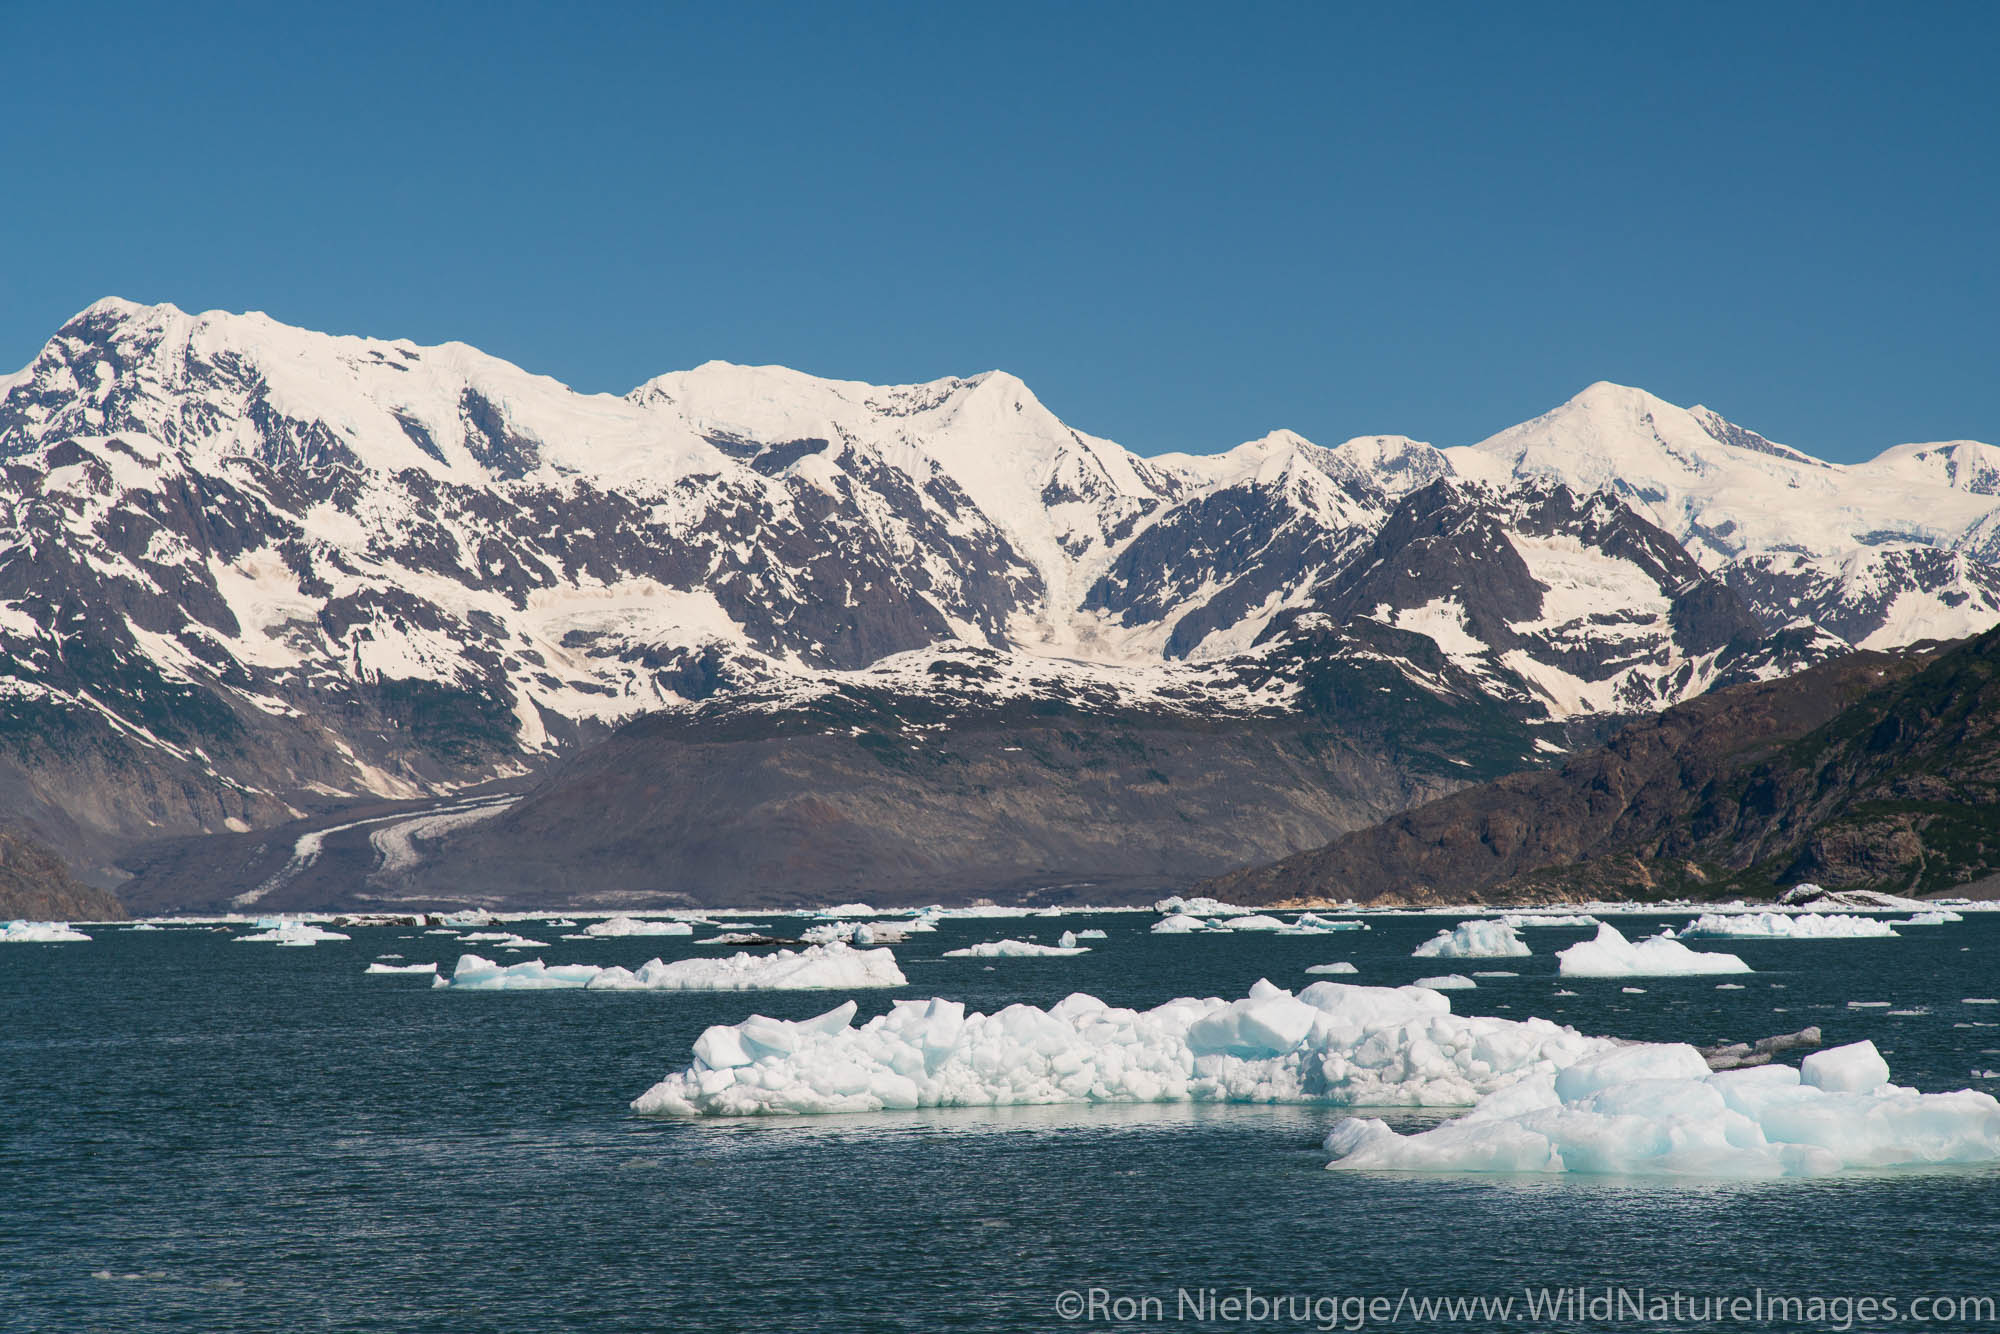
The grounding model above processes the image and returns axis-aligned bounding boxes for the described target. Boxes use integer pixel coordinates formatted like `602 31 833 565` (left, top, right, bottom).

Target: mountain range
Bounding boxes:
4 298 1998 909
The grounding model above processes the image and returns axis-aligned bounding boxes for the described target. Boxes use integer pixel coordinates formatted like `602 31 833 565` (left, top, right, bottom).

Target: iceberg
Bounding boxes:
580 916 695 937
1 920 91 942
1151 914 1217 934
1305 962 1359 975
1904 909 1963 925
458 932 551 948
1151 895 1254 917
1556 923 1750 977
1413 920 1531 959
439 942 905 992
1070 929 1109 940
943 939 1088 958
235 922 351 945
1500 914 1600 928
1323 1040 2000 1177
1674 912 1898 940
1415 975 1477 990
1286 914 1367 933
364 961 439 975
631 978 1613 1117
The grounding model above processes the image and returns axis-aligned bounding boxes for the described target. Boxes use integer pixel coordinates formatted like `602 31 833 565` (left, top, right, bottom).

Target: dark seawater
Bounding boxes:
5 911 1999 1332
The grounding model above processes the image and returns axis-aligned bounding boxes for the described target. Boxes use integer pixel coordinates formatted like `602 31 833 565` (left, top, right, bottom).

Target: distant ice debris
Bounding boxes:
580 916 695 938
235 922 351 945
458 932 551 948
1306 962 1359 975
1413 921 1531 959
1675 912 1899 941
1323 1039 2000 1177
438 942 905 991
631 979 1611 1117
1414 975 1477 990
1556 923 1750 977
1500 914 1601 928
364 962 439 975
943 939 1088 958
1904 910 1963 925
1 920 91 942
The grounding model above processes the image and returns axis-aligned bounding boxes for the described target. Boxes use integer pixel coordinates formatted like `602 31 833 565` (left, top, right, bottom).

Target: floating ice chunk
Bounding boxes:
1415 974 1477 990
1621 987 1646 994
1211 914 1290 932
1326 1038 2000 1177
1966 999 2000 1006
815 903 877 918
364 962 439 975
1286 913 1367 933
943 939 1088 958
1413 921 1530 959
235 922 350 945
1071 929 1108 940
1847 1001 1890 1009
632 979 1612 1117
1676 912 1898 940
1151 895 1253 917
436 910 495 927
1556 923 1750 977
1903 910 1963 925
127 923 162 932
441 943 905 992
1500 914 1601 928
801 921 910 946
1 920 91 942
1305 962 1359 975
1800 1040 1891 1093
1472 971 1519 978
1717 983 1746 990
582 916 694 937
1151 914 1216 934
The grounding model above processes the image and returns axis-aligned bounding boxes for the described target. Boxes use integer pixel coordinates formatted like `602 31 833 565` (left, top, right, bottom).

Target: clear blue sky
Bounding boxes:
2 2 1993 459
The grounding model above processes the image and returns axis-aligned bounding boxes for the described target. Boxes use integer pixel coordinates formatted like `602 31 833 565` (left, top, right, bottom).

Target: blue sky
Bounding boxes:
2 2 1993 459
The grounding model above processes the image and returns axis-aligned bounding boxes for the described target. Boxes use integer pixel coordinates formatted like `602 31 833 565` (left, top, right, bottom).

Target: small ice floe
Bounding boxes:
1903 909 1963 925
1 920 91 943
1413 921 1531 960
1070 929 1109 940
1848 1001 1891 1009
1556 923 1750 977
1622 987 1647 994
1500 914 1600 928
1209 914 1290 932
1151 913 1217 934
1472 971 1519 978
1306 962 1359 975
235 921 350 946
437 942 906 991
1965 999 2000 1006
1285 914 1367 933
364 962 439 975
1324 1039 2000 1177
1675 912 1898 941
1414 975 1476 990
943 939 1088 958
1716 983 1746 990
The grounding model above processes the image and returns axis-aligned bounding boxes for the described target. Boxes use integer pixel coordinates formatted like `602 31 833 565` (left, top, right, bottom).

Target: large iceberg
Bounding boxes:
1324 1040 2000 1177
1413 920 1531 959
579 916 695 938
1556 923 1750 977
439 942 905 991
235 922 351 946
1 920 92 942
630 979 1612 1117
1674 912 1898 941
942 939 1088 958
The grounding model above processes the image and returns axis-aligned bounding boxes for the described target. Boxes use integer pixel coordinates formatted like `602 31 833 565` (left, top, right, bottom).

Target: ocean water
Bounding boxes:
5 911 1999 1332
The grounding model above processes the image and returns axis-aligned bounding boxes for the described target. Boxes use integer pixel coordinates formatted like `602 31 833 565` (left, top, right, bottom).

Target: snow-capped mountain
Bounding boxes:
1 298 1996 897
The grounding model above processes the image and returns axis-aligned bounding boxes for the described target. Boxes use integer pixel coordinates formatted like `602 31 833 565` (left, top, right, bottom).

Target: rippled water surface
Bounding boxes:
6 911 1999 1331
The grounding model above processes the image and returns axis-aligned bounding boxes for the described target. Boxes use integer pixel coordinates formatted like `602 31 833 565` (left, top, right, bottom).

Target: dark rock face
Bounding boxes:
1195 635 2000 906
0 828 126 920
